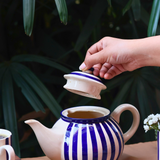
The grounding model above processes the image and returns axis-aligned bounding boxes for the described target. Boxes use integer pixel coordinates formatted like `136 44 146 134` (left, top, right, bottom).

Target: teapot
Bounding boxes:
25 103 140 160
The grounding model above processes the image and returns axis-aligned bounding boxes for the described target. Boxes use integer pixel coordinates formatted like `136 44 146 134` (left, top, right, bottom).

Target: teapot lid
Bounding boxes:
63 70 106 99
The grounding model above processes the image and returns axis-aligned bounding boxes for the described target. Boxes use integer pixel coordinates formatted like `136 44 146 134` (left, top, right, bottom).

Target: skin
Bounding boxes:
79 36 160 79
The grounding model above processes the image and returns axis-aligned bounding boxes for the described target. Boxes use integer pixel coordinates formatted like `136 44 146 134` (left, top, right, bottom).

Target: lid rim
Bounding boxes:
70 72 102 83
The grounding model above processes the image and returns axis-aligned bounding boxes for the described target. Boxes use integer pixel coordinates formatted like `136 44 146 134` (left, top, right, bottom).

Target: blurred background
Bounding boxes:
0 0 160 158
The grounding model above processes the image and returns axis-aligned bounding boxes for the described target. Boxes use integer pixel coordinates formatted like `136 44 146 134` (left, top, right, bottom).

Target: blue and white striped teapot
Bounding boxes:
25 104 140 160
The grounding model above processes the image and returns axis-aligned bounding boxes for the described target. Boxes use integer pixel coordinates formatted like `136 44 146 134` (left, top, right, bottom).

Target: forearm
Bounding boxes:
131 36 160 68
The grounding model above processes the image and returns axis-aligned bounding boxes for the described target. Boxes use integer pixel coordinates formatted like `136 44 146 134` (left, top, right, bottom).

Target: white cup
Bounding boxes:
0 129 15 160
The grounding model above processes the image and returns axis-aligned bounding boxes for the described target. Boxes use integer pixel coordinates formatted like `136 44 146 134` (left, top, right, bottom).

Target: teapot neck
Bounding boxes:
61 106 110 124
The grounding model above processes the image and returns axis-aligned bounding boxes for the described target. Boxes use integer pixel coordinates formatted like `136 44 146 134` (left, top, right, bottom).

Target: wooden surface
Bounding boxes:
21 141 157 160
15 156 21 160
119 141 157 160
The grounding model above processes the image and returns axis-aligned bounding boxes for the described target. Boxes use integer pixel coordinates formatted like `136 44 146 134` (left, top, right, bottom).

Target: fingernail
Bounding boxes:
79 62 87 71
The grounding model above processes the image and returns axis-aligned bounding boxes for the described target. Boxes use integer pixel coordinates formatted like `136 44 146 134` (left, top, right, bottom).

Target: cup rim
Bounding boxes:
0 129 12 139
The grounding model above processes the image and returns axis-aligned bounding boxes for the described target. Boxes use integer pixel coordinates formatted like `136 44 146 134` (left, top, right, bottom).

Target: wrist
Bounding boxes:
129 37 160 68
139 36 160 67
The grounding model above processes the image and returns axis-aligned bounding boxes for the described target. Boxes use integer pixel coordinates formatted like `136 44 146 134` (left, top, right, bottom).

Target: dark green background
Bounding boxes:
0 0 159 158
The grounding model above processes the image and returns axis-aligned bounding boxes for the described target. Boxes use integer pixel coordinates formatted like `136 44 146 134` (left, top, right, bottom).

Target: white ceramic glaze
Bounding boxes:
0 129 15 160
63 71 107 99
25 103 140 160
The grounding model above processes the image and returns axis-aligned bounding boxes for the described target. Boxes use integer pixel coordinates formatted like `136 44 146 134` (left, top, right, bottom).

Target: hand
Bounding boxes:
79 36 152 79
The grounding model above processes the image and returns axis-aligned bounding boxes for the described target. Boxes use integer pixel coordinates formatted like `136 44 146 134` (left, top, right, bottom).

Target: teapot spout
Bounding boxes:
25 119 62 160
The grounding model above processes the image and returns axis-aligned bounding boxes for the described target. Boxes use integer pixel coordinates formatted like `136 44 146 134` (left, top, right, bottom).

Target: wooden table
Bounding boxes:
20 141 157 160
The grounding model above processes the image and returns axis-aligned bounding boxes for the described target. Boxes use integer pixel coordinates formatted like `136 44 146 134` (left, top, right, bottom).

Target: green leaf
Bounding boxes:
55 0 68 25
77 97 93 106
128 79 137 104
74 0 108 51
140 7 149 25
107 0 112 6
128 10 139 38
37 73 65 85
0 67 7 81
23 0 35 36
144 84 159 114
57 90 68 103
122 0 133 15
137 77 151 120
35 28 66 59
2 68 20 156
11 54 71 73
137 78 157 141
141 67 160 90
147 0 160 37
11 67 45 112
109 78 134 111
131 0 141 21
102 72 132 92
5 0 19 25
140 7 160 35
20 135 39 150
11 63 62 118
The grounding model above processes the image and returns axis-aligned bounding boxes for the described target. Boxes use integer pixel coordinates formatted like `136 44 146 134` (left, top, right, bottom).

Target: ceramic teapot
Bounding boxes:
25 103 140 160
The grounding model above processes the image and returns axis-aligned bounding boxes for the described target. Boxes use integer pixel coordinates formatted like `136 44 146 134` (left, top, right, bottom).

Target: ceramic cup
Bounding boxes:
0 129 15 160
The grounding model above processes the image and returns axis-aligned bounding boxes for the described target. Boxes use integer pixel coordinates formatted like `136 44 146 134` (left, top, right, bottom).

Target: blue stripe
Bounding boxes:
108 120 122 159
82 125 88 160
5 137 9 160
6 151 9 160
70 72 102 83
5 137 9 145
72 124 79 160
102 122 115 160
110 117 124 145
89 125 98 160
64 123 74 160
96 123 107 160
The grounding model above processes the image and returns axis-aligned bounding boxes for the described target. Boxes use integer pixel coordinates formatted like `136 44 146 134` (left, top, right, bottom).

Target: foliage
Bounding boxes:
0 0 160 158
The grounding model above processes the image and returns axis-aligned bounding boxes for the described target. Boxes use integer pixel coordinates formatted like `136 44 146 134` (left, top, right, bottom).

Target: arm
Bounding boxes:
79 36 160 79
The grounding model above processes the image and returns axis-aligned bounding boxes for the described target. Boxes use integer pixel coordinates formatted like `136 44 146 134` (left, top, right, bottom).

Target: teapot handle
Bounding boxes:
111 103 140 143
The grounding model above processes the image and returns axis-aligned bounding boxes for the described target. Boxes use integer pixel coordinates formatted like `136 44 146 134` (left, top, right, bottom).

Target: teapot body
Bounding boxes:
53 106 124 160
26 104 139 160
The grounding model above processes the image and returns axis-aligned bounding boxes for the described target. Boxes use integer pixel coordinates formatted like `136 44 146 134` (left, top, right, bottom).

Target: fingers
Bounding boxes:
104 66 121 79
79 40 104 71
85 50 107 70
100 64 126 79
92 64 102 76
79 51 105 71
80 58 126 79
85 40 103 58
99 63 112 78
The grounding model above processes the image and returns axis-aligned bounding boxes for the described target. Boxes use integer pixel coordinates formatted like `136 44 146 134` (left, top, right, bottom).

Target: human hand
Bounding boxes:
79 37 148 79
